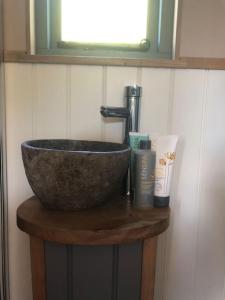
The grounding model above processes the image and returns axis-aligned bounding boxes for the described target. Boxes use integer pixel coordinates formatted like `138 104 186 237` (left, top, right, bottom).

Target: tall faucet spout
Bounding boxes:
100 85 142 195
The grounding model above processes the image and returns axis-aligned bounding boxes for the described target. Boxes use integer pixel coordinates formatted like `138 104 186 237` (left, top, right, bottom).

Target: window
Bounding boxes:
61 0 149 47
35 0 175 59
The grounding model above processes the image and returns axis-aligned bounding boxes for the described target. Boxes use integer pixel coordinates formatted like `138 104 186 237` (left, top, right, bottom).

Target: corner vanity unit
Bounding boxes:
17 196 169 300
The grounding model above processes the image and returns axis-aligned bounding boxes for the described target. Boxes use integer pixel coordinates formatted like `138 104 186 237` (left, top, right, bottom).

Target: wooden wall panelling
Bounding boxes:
140 68 172 134
194 70 225 300
33 64 68 139
140 68 173 300
70 65 103 140
5 63 34 300
6 63 225 300
164 69 206 300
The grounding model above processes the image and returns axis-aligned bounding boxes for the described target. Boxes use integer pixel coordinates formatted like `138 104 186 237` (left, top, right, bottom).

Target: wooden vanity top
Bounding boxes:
17 196 170 245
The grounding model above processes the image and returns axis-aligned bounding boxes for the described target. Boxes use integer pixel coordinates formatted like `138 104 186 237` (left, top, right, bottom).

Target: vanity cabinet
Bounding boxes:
17 196 169 300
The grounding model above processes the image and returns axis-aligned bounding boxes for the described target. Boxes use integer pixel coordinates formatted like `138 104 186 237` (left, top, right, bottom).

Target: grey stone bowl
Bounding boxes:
21 140 130 211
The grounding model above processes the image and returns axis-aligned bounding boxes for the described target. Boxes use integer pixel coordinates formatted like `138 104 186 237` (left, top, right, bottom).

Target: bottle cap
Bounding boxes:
154 196 170 208
140 140 151 149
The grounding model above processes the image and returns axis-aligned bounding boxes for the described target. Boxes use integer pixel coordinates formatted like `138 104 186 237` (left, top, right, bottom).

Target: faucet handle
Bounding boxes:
100 106 130 118
126 85 142 98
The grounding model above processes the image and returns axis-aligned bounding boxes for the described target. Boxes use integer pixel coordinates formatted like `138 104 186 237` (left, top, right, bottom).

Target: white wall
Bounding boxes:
5 63 225 300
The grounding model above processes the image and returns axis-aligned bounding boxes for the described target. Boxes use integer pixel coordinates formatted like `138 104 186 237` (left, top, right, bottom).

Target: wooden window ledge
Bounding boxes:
4 50 225 70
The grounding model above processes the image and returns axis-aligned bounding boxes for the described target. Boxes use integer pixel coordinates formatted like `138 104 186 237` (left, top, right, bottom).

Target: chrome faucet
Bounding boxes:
100 85 142 144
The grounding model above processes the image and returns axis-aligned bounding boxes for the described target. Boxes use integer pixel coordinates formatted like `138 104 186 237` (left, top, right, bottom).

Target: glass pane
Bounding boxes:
61 0 148 45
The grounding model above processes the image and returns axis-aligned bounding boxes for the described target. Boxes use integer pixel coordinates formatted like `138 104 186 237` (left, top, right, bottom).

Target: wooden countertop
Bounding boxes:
17 196 170 245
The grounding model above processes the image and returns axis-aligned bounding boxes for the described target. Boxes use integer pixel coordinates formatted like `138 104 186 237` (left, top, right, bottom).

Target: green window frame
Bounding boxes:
35 0 175 59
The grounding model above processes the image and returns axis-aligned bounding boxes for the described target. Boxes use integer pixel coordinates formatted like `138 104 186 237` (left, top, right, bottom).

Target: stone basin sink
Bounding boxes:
21 140 130 211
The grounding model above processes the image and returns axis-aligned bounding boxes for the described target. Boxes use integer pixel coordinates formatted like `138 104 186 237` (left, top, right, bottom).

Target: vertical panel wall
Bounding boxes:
5 63 225 300
165 70 206 300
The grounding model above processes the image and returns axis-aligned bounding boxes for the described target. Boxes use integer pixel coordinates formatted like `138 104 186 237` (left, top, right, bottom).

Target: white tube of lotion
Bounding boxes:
152 135 178 207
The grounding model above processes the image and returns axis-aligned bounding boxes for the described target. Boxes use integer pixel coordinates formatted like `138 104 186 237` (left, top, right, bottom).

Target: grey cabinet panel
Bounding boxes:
117 242 143 300
73 245 113 300
45 242 143 300
45 242 68 300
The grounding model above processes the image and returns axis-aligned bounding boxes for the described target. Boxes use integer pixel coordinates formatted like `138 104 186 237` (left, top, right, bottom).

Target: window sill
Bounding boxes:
4 51 225 70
